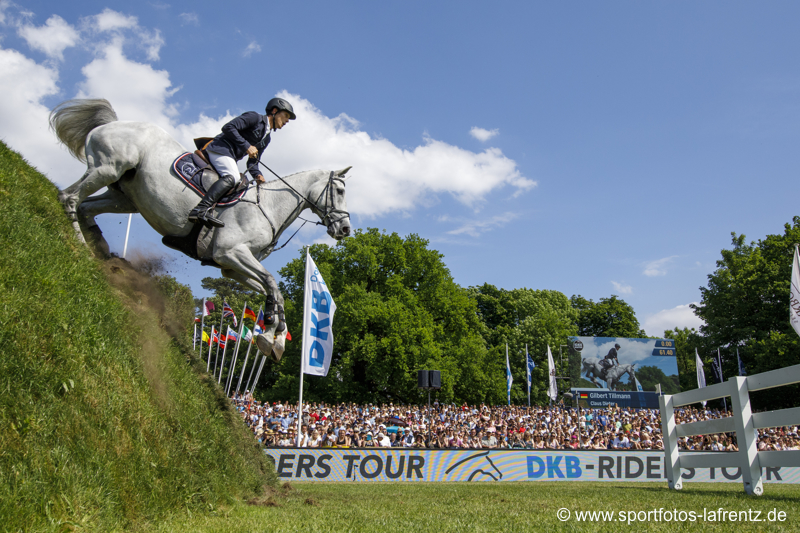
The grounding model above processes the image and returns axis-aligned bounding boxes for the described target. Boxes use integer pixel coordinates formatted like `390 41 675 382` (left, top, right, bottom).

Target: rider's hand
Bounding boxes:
256 175 266 184
246 145 258 159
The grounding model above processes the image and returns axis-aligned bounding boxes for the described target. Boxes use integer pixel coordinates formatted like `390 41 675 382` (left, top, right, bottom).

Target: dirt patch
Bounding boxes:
303 498 319 506
247 497 281 507
281 482 294 492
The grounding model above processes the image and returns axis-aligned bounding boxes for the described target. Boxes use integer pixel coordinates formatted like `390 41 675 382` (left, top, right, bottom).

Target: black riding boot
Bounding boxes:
188 175 236 228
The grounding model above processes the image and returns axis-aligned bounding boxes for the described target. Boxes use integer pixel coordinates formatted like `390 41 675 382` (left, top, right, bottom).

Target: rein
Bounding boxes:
243 164 350 253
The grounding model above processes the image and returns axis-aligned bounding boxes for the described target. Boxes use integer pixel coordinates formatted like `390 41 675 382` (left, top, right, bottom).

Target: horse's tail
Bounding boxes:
49 99 118 163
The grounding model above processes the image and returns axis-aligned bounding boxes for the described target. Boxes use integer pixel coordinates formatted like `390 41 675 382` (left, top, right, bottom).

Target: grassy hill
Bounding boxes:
0 142 275 532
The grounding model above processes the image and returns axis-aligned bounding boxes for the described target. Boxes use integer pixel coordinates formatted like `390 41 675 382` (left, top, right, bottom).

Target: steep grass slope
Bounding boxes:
0 142 274 532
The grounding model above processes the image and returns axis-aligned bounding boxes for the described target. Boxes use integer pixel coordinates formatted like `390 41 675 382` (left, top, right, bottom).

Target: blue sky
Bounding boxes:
3 1 799 338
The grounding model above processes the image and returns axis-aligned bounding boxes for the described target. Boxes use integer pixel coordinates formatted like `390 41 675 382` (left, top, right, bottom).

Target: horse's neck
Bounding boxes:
256 171 322 232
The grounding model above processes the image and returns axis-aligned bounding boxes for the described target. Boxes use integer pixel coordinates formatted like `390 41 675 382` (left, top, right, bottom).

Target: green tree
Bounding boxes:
692 218 800 409
570 294 647 338
263 229 497 404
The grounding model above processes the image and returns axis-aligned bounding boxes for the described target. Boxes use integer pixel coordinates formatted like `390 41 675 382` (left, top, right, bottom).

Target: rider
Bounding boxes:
602 343 621 370
188 97 296 228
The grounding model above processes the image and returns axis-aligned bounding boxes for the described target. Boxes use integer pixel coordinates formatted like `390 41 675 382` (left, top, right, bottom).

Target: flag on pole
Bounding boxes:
505 344 513 406
634 376 644 392
203 300 215 316
222 301 238 327
244 304 258 322
301 251 337 377
211 328 218 345
253 309 265 335
226 327 238 342
695 349 707 407
547 345 557 401
242 325 252 344
737 348 747 376
194 317 201 323
202 330 210 344
792 244 800 338
525 346 535 390
711 349 724 384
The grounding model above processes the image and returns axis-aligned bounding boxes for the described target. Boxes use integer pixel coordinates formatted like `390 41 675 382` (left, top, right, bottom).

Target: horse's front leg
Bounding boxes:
77 188 138 258
216 247 288 361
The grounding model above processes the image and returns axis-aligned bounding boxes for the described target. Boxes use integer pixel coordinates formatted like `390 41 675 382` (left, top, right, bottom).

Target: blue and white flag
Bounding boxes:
301 250 337 377
634 376 644 392
547 345 557 401
525 345 535 393
506 344 513 405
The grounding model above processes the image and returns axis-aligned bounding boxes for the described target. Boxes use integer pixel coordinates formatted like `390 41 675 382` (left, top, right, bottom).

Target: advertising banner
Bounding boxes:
568 337 680 394
264 448 799 484
572 388 661 409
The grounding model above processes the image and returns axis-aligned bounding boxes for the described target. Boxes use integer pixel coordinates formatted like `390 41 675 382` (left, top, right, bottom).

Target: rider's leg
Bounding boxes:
188 151 239 228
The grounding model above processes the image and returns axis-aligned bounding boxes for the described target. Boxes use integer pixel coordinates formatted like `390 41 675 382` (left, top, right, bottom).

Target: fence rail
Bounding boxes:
659 363 800 495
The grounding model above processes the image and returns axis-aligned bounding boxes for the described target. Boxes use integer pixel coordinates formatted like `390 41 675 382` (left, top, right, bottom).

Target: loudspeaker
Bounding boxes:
417 370 429 389
429 370 441 389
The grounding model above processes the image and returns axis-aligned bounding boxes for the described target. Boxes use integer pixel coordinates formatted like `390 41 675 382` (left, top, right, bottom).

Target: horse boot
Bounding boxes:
187 174 235 228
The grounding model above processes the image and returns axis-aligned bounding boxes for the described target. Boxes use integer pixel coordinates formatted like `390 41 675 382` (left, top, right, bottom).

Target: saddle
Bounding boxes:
171 151 248 206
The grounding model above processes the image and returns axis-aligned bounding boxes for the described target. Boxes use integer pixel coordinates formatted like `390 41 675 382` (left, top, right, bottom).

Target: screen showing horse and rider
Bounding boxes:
568 336 680 394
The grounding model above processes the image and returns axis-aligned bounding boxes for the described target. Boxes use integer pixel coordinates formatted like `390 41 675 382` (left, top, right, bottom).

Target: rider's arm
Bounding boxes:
221 111 261 158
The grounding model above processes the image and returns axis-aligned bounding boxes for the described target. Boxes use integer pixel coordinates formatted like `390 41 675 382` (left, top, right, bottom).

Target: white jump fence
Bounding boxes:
659 363 800 495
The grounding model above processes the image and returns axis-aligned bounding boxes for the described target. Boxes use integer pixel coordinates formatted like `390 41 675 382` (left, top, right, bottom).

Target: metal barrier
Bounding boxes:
659 364 800 495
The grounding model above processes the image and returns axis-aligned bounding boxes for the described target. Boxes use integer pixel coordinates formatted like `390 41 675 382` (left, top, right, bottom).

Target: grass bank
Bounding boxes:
149 481 800 532
0 142 275 532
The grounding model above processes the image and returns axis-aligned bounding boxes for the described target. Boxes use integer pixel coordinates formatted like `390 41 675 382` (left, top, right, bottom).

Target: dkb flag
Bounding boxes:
301 250 337 377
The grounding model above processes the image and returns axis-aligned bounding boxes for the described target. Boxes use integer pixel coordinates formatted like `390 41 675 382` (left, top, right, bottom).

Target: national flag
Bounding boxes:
301 250 337 377
194 317 201 323
737 348 747 376
226 327 238 342
791 244 800 338
223 301 238 327
696 348 707 407
211 329 219 346
203 300 215 316
505 344 513 406
244 304 257 322
242 325 252 344
253 309 265 335
202 330 210 344
547 345 557 401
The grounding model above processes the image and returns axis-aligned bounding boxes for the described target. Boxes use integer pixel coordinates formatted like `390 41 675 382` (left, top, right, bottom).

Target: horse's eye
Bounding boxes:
336 188 344 195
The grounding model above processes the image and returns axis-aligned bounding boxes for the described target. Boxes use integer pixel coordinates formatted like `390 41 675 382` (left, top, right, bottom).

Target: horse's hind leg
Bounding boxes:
77 188 138 257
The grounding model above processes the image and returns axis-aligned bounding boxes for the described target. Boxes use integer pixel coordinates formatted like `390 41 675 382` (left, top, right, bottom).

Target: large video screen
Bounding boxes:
568 336 680 394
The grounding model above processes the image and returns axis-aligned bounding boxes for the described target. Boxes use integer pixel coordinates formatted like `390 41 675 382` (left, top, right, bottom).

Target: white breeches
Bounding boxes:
206 150 242 185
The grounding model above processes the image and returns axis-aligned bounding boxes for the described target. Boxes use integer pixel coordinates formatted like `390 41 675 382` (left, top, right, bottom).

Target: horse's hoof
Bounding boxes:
273 335 286 361
255 334 274 357
269 349 282 363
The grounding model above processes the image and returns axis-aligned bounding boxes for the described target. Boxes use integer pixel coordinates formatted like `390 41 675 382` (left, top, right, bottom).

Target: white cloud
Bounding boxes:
470 126 499 142
243 41 261 57
0 10 535 221
17 15 79 60
643 255 678 277
643 303 704 337
92 9 137 32
445 212 520 238
0 45 84 180
179 12 199 26
611 281 632 294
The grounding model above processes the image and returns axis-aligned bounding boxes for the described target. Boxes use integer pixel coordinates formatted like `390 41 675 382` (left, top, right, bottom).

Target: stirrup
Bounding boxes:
188 207 224 228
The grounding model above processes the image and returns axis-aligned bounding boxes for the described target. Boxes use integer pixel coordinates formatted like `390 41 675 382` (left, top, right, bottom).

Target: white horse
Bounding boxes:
582 358 637 390
51 99 352 360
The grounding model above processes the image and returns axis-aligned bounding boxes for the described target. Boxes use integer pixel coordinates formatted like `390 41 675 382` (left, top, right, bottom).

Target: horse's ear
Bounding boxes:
336 166 353 179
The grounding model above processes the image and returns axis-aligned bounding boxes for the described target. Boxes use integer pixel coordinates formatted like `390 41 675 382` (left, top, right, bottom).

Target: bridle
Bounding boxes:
247 162 350 253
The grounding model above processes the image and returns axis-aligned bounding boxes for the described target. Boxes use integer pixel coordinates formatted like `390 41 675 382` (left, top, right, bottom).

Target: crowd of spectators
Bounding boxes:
229 392 798 451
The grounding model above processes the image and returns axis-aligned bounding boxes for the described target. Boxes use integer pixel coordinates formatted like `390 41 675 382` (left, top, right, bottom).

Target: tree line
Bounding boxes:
194 218 800 411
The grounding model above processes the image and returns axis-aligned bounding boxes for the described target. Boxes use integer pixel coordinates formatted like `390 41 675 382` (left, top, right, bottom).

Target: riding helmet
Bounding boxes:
266 97 296 120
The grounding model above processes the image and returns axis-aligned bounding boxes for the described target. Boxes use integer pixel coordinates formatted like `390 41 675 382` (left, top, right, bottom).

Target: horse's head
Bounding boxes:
308 167 352 240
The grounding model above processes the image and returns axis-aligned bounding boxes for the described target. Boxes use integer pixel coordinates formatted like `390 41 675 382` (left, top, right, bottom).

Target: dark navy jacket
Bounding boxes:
207 111 271 179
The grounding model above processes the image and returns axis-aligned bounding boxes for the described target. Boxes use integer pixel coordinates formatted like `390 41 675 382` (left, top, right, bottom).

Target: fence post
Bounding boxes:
729 376 763 495
659 393 682 490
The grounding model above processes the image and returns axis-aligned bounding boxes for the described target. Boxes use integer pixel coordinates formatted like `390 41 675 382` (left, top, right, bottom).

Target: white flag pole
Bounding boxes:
226 303 248 396
245 355 262 393
206 326 215 372
193 322 197 351
214 312 225 375
199 298 206 355
218 327 231 383
122 213 132 259
297 247 311 447
236 338 254 395
252 354 267 392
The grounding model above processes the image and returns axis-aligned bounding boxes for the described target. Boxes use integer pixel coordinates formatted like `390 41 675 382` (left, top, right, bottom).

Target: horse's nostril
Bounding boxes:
342 225 351 236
